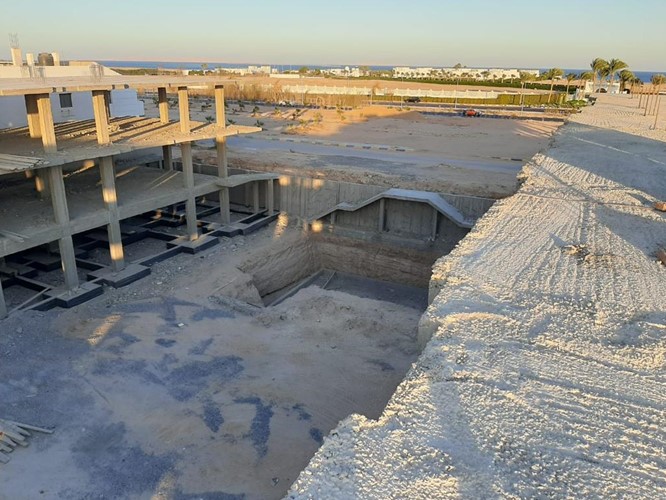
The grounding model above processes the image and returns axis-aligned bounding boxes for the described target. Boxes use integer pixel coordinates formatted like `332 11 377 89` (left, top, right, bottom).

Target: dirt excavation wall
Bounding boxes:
314 234 438 287
238 231 317 297
237 231 443 301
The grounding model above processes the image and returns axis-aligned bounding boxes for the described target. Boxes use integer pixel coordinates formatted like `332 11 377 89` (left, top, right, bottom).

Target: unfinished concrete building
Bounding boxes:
0 75 281 317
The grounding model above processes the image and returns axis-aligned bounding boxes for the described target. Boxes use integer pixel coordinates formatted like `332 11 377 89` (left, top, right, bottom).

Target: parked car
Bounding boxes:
405 97 421 103
462 109 482 117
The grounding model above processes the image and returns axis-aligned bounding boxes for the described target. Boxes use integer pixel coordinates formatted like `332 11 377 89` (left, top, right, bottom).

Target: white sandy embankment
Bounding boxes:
287 94 666 499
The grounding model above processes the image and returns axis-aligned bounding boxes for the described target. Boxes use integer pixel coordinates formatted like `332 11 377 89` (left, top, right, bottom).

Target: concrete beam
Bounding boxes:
0 279 7 319
48 166 79 290
36 93 57 154
92 90 110 145
158 87 169 124
178 86 190 134
181 142 198 241
24 94 41 139
99 156 125 272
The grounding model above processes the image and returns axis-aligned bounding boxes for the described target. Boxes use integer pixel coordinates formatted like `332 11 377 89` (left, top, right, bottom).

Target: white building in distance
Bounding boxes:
0 45 144 129
217 65 273 76
392 67 540 80
323 66 361 78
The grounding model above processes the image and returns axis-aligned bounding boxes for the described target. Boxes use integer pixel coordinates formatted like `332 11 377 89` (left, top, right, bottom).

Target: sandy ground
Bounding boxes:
289 95 666 498
0 222 424 499
142 97 560 198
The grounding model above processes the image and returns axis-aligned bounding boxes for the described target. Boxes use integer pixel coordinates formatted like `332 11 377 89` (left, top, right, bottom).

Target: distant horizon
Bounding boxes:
95 59 666 75
3 0 665 72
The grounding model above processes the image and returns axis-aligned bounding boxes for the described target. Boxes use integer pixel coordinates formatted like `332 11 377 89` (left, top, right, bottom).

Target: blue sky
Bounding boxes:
2 0 665 70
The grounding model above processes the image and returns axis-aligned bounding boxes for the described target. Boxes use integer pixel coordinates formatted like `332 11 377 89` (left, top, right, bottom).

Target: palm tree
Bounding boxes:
618 69 635 92
544 68 564 103
606 59 628 92
590 58 608 93
565 73 577 94
651 74 666 86
578 71 594 94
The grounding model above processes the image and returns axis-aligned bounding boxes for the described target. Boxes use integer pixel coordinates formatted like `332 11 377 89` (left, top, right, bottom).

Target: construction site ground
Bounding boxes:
0 221 426 499
3 92 625 500
144 99 562 199
288 94 666 498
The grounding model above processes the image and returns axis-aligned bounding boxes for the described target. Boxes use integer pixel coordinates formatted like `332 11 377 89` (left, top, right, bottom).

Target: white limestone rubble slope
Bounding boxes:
287 95 666 499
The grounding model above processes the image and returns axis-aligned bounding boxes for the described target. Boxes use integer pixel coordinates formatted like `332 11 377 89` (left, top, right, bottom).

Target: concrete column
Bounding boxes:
158 87 170 124
100 156 125 272
104 91 111 118
431 208 439 239
214 86 230 220
34 170 50 200
48 165 79 290
178 86 190 134
181 142 198 241
252 182 260 213
0 278 7 319
378 198 386 231
219 188 230 224
10 47 22 66
266 179 274 214
162 145 172 171
92 90 110 144
216 138 228 177
330 211 336 225
24 94 41 138
244 184 251 208
36 93 57 154
214 85 226 128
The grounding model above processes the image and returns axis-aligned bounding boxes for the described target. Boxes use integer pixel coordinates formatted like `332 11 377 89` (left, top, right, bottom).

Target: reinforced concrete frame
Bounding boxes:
0 77 270 318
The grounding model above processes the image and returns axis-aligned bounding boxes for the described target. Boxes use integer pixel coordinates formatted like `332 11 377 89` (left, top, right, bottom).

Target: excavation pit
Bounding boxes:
0 223 441 499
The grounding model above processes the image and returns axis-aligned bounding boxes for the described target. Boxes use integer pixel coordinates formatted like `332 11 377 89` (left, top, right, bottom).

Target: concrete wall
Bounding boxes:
0 90 145 129
180 166 494 223
385 199 434 236
278 175 384 219
335 203 381 232
275 173 494 222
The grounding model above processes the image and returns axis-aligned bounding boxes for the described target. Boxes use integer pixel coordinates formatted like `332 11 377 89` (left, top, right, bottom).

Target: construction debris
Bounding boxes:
654 201 666 212
0 419 53 464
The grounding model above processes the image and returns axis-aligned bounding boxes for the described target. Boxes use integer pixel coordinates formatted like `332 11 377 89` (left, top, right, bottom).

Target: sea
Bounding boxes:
100 61 663 83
